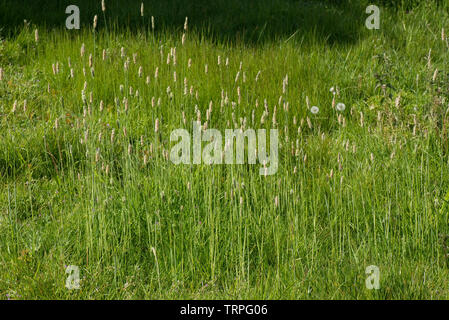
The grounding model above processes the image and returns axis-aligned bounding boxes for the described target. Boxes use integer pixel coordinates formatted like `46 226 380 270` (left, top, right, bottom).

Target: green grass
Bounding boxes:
1 0 449 299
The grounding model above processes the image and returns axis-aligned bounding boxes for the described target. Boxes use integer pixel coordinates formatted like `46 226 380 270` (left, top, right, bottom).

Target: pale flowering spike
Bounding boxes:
155 118 159 133
140 2 144 17
0 67 3 81
11 100 17 113
34 29 39 43
184 17 188 31
93 15 98 30
151 16 155 30
80 43 85 57
181 33 186 45
102 0 106 12
306 117 312 129
432 68 438 82
124 98 129 112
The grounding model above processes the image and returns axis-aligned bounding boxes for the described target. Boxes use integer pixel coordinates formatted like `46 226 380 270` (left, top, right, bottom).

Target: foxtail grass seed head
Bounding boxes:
151 16 155 30
432 68 438 82
182 33 186 45
102 0 106 12
0 67 3 81
124 98 129 112
111 129 115 143
12 100 17 113
143 153 148 165
102 49 107 60
80 43 85 57
155 118 159 133
274 195 279 208
95 148 100 162
140 2 144 16
442 28 446 41
184 17 188 31
54 118 59 129
34 29 39 43
93 15 98 29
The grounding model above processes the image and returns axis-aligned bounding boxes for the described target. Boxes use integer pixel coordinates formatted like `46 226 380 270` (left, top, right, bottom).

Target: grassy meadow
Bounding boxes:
1 0 449 299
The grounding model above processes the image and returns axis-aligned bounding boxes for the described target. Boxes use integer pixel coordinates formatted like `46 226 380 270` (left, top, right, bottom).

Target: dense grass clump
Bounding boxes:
1 1 449 299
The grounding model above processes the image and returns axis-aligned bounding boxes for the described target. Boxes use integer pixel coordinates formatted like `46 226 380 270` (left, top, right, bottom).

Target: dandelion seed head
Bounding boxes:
336 103 346 112
310 106 319 114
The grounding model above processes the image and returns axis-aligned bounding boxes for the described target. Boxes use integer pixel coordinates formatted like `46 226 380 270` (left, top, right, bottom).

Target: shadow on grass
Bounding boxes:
0 0 370 45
